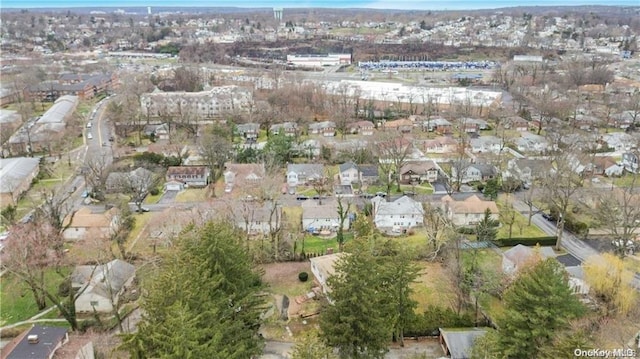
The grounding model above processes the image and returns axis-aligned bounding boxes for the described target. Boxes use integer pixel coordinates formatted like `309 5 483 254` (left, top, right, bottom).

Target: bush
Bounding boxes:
298 272 309 282
406 306 474 337
493 236 558 247
457 227 476 235
149 187 160 196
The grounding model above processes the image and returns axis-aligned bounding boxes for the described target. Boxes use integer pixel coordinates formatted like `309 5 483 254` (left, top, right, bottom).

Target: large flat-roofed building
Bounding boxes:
6 95 78 155
140 85 253 120
287 53 351 67
25 73 118 101
0 157 40 208
321 80 501 115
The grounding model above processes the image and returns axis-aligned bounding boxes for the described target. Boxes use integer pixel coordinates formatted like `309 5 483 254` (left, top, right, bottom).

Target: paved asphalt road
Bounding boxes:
511 197 640 290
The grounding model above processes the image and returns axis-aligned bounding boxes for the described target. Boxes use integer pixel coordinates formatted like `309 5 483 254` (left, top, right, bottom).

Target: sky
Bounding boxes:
1 0 638 9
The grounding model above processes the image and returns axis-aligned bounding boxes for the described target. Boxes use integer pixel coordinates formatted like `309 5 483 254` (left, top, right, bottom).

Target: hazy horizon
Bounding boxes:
2 0 639 10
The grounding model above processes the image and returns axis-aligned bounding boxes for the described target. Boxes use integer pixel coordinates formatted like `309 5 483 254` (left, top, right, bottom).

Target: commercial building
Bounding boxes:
286 53 351 67
0 156 41 208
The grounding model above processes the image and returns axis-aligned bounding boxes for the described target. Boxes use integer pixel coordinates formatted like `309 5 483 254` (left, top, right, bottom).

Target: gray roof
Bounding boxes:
469 163 497 177
287 163 324 177
440 328 487 359
37 95 78 124
359 165 379 177
0 157 40 194
236 123 260 133
339 161 357 173
302 200 339 220
372 195 424 217
309 121 336 130
6 325 68 359
71 259 135 298
270 122 297 132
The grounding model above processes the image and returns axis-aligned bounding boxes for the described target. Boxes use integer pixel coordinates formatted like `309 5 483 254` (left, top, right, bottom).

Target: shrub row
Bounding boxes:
492 236 558 247
405 306 474 337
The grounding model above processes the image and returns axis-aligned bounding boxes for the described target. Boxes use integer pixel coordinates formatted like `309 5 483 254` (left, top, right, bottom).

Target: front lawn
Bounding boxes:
175 188 208 203
497 211 547 239
0 269 70 326
613 173 638 188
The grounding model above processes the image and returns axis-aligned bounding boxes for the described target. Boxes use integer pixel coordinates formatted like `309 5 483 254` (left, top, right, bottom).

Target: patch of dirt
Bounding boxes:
261 262 310 286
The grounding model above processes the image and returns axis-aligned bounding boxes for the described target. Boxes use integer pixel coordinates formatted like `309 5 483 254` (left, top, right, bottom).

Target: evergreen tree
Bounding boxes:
476 208 498 243
320 240 393 358
473 259 585 358
121 222 265 358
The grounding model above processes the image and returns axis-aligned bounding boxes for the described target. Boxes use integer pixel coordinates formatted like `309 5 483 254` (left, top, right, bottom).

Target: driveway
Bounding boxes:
158 190 179 204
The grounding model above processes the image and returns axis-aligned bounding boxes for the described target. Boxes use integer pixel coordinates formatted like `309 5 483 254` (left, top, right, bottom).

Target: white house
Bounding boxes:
338 161 361 185
469 136 504 153
622 152 638 173
440 194 499 227
452 163 497 184
230 202 281 235
371 195 424 231
71 259 135 313
286 163 324 187
302 200 348 232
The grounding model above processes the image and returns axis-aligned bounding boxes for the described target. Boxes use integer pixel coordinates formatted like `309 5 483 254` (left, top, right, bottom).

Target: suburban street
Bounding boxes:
511 197 640 290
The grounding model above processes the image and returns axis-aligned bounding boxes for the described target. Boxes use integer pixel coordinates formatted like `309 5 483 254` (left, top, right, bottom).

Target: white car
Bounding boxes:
87 122 92 128
87 133 93 140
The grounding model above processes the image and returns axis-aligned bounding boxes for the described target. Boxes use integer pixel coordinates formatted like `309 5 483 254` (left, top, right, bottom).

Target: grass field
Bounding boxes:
497 211 547 239
412 262 457 311
0 268 70 326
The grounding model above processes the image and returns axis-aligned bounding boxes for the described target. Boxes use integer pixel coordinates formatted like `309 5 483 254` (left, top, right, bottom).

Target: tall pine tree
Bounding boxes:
472 259 585 358
121 222 266 358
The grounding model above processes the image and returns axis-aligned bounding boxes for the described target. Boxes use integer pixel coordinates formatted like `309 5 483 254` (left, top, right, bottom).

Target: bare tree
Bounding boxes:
336 196 352 251
376 134 412 193
198 125 232 196
114 168 160 212
540 147 585 250
591 171 640 257
422 202 454 261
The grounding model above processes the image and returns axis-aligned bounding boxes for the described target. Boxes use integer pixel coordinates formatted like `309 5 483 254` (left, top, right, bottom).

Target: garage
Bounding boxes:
164 181 184 191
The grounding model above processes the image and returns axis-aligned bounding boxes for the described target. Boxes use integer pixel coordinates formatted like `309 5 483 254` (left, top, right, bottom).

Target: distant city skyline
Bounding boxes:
2 0 639 10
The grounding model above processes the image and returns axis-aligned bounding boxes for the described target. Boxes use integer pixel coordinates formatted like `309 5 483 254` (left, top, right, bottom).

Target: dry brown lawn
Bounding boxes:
412 262 457 311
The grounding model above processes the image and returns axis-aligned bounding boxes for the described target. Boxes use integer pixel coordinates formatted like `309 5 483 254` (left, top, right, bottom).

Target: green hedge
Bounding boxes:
493 236 557 247
405 306 474 337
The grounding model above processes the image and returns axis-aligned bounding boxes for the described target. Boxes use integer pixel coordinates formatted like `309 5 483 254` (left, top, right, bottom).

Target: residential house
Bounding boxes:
383 118 414 133
424 117 453 134
165 166 210 188
461 118 490 131
399 160 439 184
420 136 459 154
71 259 136 313
610 111 637 129
308 121 336 137
556 254 590 295
601 132 637 152
223 163 265 194
501 244 555 275
0 87 19 106
514 132 551 154
371 195 424 231
584 157 624 177
309 253 347 300
504 116 529 131
62 207 119 241
3 325 69 359
0 157 41 208
143 123 170 140
286 163 324 187
452 163 497 183
503 158 549 187
439 328 487 359
441 194 499 227
302 200 348 232
230 202 281 235
573 114 600 131
359 165 380 184
270 122 298 137
236 123 260 141
469 136 504 153
347 120 375 135
295 139 322 158
338 161 360 185
622 152 639 173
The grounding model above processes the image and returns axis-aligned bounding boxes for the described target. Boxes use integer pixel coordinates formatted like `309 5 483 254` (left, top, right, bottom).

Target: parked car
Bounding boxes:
542 213 556 222
375 191 387 197
296 195 309 201
87 133 93 140
86 122 92 128
136 207 150 213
